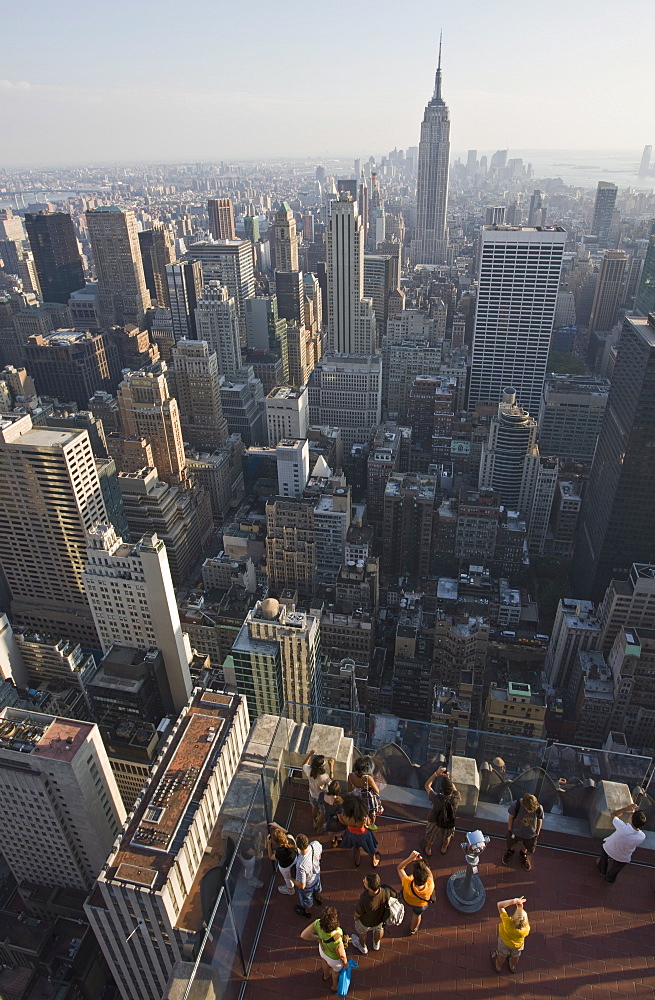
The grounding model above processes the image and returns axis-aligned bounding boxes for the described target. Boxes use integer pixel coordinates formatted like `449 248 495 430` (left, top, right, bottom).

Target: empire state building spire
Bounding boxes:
411 41 451 267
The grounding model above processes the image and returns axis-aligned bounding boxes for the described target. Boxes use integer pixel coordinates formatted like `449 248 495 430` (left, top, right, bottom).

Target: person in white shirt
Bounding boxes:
292 833 323 917
598 802 647 884
302 749 334 832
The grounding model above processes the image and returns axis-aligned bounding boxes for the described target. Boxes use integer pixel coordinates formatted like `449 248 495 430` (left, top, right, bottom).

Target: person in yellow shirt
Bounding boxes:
491 895 530 973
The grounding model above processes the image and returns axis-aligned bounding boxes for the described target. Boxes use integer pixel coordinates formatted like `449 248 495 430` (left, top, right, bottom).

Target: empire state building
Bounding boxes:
411 43 450 266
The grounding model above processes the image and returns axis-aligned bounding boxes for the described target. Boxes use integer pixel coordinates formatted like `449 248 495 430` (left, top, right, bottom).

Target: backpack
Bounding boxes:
381 885 404 926
437 792 456 828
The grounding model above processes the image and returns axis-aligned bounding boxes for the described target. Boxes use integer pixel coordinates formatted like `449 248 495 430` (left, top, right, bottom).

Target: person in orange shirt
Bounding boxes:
396 850 434 936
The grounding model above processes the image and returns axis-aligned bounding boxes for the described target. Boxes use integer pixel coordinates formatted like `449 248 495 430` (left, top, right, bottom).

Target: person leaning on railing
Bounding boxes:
597 802 647 884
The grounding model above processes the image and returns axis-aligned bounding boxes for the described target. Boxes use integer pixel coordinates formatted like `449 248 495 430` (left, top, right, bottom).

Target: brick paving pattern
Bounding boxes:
243 808 655 1000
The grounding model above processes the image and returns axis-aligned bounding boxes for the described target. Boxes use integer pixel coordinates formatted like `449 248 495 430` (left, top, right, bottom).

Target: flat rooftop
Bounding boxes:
105 690 239 889
0 711 93 760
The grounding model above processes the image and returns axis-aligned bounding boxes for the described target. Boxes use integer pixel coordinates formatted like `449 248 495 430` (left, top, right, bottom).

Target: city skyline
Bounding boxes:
2 0 654 166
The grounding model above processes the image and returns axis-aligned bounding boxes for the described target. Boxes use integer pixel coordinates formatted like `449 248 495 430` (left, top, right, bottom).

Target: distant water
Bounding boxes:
469 149 654 190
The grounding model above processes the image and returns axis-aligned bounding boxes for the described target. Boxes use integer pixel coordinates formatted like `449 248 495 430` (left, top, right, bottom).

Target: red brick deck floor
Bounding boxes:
243 807 655 1000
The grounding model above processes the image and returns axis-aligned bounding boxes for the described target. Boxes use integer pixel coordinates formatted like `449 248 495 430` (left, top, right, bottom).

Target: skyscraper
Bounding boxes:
83 524 193 713
634 223 655 316
138 223 175 307
468 226 566 414
208 197 236 240
638 145 652 179
170 338 228 449
166 259 203 340
572 314 655 600
588 250 627 335
411 42 450 266
194 280 242 375
25 211 85 304
326 194 376 355
273 202 299 271
117 369 188 486
590 181 618 246
23 329 116 408
0 413 107 646
0 708 126 890
86 207 151 328
184 239 255 338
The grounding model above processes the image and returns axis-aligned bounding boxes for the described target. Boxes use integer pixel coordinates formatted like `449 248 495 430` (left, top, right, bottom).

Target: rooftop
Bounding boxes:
0 710 92 759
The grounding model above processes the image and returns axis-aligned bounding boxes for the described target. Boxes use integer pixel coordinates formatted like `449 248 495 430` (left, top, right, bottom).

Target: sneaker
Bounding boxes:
248 878 264 888
351 934 368 954
372 937 381 951
520 854 531 871
501 851 513 866
277 885 295 895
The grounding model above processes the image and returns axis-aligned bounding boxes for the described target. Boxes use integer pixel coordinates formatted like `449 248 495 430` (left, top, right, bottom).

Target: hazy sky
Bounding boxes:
2 0 654 167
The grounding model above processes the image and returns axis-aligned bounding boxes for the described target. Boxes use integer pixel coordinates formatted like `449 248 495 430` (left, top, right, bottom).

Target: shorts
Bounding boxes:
497 935 523 958
318 945 343 972
426 822 455 843
354 917 383 937
507 832 537 854
407 903 428 916
298 876 322 911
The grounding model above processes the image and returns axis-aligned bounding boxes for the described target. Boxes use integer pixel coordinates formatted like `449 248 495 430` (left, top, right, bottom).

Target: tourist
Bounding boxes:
491 896 530 973
348 755 383 828
502 793 544 870
300 906 348 993
396 850 434 935
266 823 297 895
424 766 461 856
292 833 323 918
597 802 647 884
338 794 381 868
319 780 345 846
302 749 334 832
351 872 391 954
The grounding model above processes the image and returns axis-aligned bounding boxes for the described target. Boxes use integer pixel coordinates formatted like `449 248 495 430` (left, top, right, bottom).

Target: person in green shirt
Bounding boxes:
300 906 348 992
491 895 530 973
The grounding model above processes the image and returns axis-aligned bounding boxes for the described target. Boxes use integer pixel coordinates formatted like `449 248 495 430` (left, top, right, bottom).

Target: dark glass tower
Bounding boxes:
25 211 85 304
635 223 655 317
572 313 655 600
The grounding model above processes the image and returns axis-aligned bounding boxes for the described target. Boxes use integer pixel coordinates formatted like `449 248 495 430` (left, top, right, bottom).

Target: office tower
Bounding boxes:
185 239 255 337
573 315 655 599
634 224 655 316
170 339 228 450
208 197 236 240
466 149 478 173
544 598 601 689
266 384 309 445
368 173 385 250
23 329 115 408
433 614 489 725
386 307 442 345
0 414 106 646
485 206 506 226
605 627 655 747
303 272 323 332
0 707 125 890
96 454 130 538
554 288 577 328
483 682 546 739
366 423 409 524
85 690 248 1000
383 473 436 578
527 190 546 227
305 471 351 581
598 563 655 654
0 239 41 294
117 369 187 486
118 468 209 586
232 598 320 716
88 645 170 727
86 207 150 328
220 369 265 445
326 195 376 355
138 223 175 307
24 211 85 304
245 294 287 359
358 175 369 247
364 254 395 340
468 226 566 414
194 279 242 375
166 259 203 340
591 181 618 246
68 281 100 330
588 249 627 337
265 494 316 596
286 322 320 388
411 42 450 266
84 524 193 712
478 390 538 509
275 268 305 325
13 629 94 708
0 208 25 241
276 438 310 496
107 322 159 372
538 375 610 463
638 145 652 179
308 353 382 450
243 214 260 244
273 202 299 271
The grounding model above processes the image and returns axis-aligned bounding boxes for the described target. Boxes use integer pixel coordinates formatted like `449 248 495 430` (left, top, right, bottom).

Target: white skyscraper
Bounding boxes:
86 206 151 328
326 195 376 355
266 385 309 446
194 280 242 376
411 43 450 266
469 226 566 414
83 525 193 713
276 438 310 497
0 707 126 890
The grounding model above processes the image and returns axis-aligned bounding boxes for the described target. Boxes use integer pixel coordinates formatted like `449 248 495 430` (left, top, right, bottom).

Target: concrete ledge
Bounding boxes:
449 755 480 816
589 780 633 839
